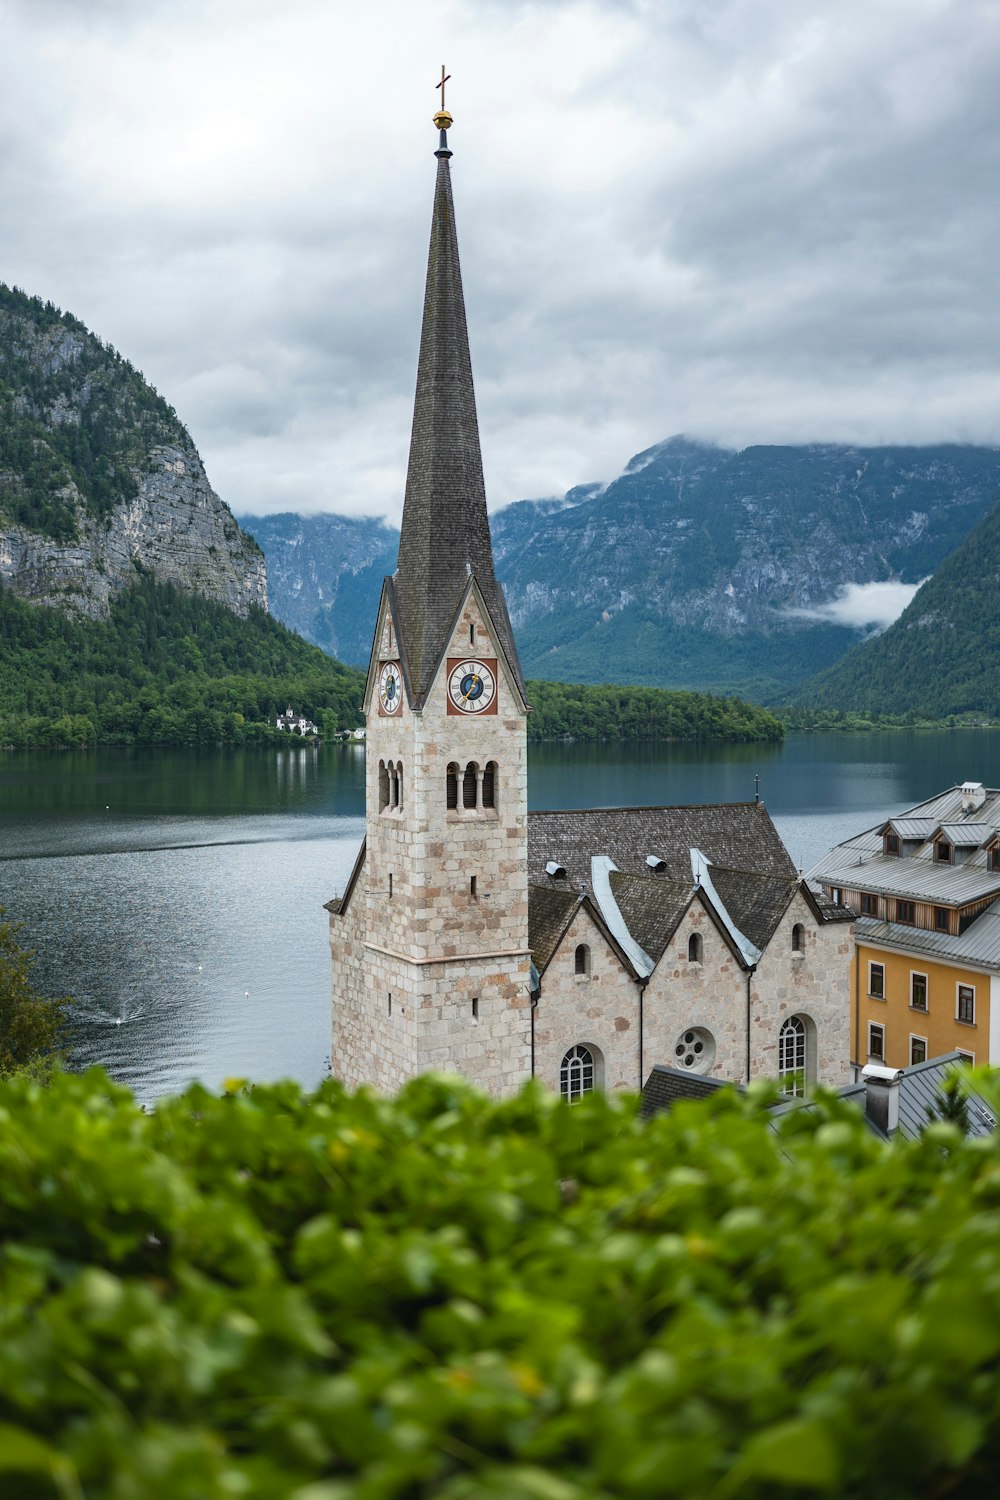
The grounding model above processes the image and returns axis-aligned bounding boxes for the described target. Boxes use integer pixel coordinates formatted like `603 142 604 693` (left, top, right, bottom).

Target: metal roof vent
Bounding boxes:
645 854 668 873
961 781 986 813
545 861 567 880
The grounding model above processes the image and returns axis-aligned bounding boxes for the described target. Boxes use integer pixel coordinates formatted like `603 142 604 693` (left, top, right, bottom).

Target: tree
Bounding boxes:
0 913 71 1076
929 1070 971 1135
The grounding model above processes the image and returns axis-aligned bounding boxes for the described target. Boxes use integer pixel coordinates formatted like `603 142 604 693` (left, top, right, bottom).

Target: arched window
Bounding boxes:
560 1044 595 1103
378 760 389 813
778 1016 807 1097
462 761 479 810
574 943 591 976
791 923 804 953
482 760 497 809
673 1027 716 1073
446 763 458 810
688 932 703 963
395 761 403 811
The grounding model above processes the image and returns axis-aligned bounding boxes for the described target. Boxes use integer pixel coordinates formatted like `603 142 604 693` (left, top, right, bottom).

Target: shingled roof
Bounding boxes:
607 872 694 962
709 867 800 952
528 884 581 974
528 803 796 895
392 137 525 707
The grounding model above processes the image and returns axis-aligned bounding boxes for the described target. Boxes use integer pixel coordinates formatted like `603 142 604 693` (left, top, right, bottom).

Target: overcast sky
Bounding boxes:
2 0 998 521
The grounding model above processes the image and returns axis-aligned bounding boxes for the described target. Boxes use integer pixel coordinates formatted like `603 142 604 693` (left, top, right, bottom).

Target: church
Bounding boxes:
327 99 853 1101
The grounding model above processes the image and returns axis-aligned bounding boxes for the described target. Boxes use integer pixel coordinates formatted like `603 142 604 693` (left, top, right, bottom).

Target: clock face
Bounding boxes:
447 658 496 714
378 660 402 715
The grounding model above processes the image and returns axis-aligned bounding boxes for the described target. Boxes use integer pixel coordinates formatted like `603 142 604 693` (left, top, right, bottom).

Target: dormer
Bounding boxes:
933 832 953 865
645 854 667 874
546 861 567 881
879 817 935 857
935 822 994 867
983 832 1000 874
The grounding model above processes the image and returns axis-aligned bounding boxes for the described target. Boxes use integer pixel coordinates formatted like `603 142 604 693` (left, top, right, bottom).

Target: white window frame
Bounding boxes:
778 1016 807 1097
956 982 976 1026
910 970 929 1013
868 960 885 1000
956 1049 976 1065
909 1033 927 1066
868 1022 885 1061
560 1044 595 1103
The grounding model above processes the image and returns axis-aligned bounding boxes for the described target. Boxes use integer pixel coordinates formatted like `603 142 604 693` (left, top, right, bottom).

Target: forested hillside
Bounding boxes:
795 497 1000 716
525 679 782 743
0 578 363 746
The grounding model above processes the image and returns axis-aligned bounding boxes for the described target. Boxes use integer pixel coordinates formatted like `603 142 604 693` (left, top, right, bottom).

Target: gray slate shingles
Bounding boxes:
393 150 525 706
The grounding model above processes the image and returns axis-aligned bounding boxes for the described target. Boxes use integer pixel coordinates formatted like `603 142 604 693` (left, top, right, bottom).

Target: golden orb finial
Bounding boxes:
434 65 452 132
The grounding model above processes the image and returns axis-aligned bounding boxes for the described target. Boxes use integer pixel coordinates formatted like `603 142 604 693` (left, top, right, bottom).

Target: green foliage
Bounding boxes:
1 1070 1000 1496
0 912 70 1076
0 578 366 746
928 1073 971 1135
0 283 184 538
526 679 783 744
773 707 998 733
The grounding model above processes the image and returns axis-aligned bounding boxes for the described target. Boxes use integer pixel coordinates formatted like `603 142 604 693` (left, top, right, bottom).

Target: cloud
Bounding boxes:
1 1 999 520
785 579 927 631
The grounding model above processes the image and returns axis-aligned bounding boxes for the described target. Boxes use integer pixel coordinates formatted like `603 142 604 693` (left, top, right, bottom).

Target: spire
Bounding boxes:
393 87 526 707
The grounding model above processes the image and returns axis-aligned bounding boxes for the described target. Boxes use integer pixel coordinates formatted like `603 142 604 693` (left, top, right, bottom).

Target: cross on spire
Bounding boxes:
436 65 451 110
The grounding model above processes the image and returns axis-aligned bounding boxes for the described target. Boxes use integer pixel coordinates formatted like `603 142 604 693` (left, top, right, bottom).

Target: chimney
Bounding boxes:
961 781 986 814
862 1063 904 1137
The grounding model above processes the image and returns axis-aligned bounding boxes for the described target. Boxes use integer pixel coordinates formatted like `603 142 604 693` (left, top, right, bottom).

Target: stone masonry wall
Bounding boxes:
331 592 532 1096
533 905 641 1093
750 892 853 1088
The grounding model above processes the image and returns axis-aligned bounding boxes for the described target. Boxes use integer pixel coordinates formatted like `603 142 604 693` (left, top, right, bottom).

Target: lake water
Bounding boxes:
4 729 1000 1101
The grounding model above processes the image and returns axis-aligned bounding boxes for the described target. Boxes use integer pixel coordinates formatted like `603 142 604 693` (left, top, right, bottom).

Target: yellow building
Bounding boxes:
809 782 1000 1076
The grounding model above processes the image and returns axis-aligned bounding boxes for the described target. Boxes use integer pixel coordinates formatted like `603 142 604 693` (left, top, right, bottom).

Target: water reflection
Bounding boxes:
3 731 1000 1100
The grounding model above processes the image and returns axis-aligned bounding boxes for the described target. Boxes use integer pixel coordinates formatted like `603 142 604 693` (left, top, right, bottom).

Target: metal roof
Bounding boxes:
809 847 1000 905
885 818 938 840
936 822 998 844
858 900 1000 969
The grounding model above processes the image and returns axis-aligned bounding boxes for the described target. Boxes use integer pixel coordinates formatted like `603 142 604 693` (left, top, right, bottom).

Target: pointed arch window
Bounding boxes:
778 1016 807 1097
560 1045 595 1103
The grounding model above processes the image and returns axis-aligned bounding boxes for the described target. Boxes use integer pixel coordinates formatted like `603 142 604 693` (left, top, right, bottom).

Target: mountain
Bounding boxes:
0 284 265 619
246 438 1000 697
235 512 397 666
792 497 1000 717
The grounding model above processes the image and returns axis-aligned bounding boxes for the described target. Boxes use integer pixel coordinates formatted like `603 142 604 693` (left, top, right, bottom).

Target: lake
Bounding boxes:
4 729 1000 1101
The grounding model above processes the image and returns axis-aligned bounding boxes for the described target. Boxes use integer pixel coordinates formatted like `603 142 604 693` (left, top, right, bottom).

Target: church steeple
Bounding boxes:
393 94 525 707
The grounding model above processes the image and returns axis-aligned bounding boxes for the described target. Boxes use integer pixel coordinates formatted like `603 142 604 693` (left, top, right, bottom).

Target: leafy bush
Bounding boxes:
2 1068 1000 1497
0 914 70 1076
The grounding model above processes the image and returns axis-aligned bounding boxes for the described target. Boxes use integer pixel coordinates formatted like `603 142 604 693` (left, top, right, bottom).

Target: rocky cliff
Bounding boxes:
0 285 266 619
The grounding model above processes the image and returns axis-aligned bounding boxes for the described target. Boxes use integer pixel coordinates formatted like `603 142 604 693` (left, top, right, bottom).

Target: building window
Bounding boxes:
910 1035 927 1066
674 1027 716 1073
388 993 392 1016
446 763 459 810
687 932 703 963
778 1016 807 1097
935 840 952 864
470 622 476 646
560 1045 595 1103
791 923 805 953
462 761 479 810
957 984 976 1025
831 888 843 906
470 875 477 899
378 760 389 812
896 900 916 925
991 847 1000 873
396 762 403 810
388 873 393 899
869 961 885 999
885 833 900 856
910 972 928 1012
935 907 950 932
868 1022 885 1060
574 943 591 976
860 893 877 916
471 997 479 1021
957 1049 975 1065
482 760 497 809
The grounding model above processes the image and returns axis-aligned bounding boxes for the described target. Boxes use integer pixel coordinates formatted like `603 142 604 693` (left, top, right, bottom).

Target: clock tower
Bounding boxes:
328 97 533 1096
